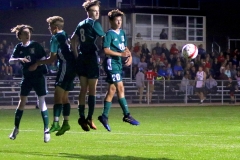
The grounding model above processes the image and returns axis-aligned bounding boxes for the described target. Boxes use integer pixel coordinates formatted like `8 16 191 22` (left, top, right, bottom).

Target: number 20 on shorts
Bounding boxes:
112 73 121 82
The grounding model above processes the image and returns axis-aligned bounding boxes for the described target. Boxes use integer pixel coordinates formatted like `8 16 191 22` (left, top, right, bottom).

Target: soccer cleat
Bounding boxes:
86 119 97 130
9 127 19 140
44 128 50 143
78 118 90 131
56 121 70 136
123 114 140 125
98 115 111 132
49 122 61 133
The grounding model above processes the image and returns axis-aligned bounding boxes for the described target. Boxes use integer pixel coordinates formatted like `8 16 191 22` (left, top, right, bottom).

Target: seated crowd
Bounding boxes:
131 41 240 102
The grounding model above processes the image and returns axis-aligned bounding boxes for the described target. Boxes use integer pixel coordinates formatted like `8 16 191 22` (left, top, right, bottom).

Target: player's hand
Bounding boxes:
18 58 30 63
122 50 131 57
28 63 38 71
125 56 132 66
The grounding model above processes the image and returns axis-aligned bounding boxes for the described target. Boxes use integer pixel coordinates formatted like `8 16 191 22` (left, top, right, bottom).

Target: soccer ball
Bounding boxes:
182 44 198 59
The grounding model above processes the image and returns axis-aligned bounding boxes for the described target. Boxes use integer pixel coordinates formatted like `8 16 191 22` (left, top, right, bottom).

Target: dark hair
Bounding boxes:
82 0 100 11
108 9 124 21
11 24 33 40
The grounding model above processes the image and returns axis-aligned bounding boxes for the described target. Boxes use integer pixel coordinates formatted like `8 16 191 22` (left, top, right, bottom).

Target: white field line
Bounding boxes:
2 129 240 138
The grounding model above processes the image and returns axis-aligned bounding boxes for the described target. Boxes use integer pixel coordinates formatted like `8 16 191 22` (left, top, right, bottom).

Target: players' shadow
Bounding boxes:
0 150 173 160
59 153 173 160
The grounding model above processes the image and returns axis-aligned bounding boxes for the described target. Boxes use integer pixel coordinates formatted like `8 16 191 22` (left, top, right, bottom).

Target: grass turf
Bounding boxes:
0 106 240 160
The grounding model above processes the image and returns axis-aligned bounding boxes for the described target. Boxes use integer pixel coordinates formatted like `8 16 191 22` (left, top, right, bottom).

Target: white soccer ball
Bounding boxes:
182 44 198 59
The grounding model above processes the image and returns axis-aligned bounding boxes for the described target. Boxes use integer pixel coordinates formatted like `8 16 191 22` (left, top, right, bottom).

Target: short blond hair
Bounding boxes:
82 0 100 11
46 16 64 29
11 24 33 40
108 9 124 21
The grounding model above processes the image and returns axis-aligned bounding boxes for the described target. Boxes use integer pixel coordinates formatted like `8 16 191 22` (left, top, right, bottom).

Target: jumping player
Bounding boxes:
98 9 140 131
29 16 76 136
71 0 105 131
9 24 50 142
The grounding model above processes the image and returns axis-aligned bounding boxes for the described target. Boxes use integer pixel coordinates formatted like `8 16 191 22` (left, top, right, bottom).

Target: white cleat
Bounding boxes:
9 127 19 140
44 128 50 143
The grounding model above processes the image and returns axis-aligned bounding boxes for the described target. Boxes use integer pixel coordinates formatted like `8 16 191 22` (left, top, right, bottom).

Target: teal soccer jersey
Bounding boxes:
74 18 105 53
103 29 127 71
12 41 48 77
50 30 76 91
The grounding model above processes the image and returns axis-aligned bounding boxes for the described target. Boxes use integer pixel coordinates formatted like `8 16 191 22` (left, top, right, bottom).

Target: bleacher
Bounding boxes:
0 76 238 106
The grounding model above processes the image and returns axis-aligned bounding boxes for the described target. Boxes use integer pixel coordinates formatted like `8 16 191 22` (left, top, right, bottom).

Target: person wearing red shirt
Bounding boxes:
170 43 179 55
145 65 157 103
217 52 225 63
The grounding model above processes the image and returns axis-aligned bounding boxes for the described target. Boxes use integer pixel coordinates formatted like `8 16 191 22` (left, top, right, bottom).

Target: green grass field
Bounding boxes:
1 106 240 160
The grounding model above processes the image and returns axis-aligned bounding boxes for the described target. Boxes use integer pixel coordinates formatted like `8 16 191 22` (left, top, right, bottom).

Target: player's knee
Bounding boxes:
38 96 47 111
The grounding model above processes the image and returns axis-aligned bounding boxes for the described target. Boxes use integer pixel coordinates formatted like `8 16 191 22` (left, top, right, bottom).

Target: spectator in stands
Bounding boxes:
190 66 197 80
173 61 183 76
184 62 191 73
157 66 168 79
172 70 183 92
161 43 170 58
180 72 193 95
131 42 141 79
6 43 14 58
167 54 175 68
166 63 174 80
217 51 225 63
0 56 12 76
225 54 231 64
136 33 142 39
211 57 221 78
145 65 157 103
170 43 179 56
152 42 162 56
159 29 168 40
135 67 145 104
210 51 216 60
235 70 240 87
198 44 206 59
0 43 6 58
226 77 237 104
2 40 8 50
224 64 231 78
195 65 206 104
205 74 218 94
141 43 151 63
138 56 148 71
231 64 237 79
231 55 238 67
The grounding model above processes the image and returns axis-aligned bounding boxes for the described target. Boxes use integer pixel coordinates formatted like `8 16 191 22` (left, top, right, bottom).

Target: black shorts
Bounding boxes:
21 75 47 96
76 53 99 79
195 87 204 93
55 66 76 91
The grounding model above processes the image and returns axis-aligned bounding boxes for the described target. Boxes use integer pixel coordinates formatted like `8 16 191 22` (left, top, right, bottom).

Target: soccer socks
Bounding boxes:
53 104 62 122
102 101 112 118
87 95 95 119
63 103 71 117
118 98 130 116
14 109 23 128
78 104 85 118
41 110 49 130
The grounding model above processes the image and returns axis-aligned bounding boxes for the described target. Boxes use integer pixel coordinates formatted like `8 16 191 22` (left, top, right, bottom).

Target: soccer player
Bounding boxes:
71 0 105 131
145 65 158 103
98 9 140 132
29 16 76 136
9 24 50 143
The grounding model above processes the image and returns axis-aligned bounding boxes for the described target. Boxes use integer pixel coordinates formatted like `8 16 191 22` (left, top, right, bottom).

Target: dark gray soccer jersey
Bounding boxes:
12 41 47 77
74 18 105 54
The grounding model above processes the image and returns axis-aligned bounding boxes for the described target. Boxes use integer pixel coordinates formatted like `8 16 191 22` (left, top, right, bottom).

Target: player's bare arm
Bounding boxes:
104 48 130 57
70 34 79 59
28 52 57 71
9 57 30 64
